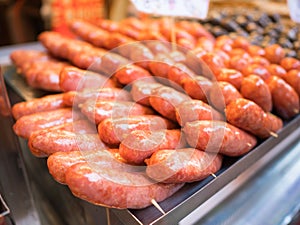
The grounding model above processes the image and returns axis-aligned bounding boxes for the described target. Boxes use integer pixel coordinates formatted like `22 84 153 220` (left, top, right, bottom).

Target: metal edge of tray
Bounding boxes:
113 116 300 225
3 63 300 225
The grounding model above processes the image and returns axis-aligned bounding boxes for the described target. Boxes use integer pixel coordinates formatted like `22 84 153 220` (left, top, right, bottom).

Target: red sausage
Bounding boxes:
284 70 300 96
209 81 242 112
119 129 186 165
280 57 300 71
47 149 128 184
12 93 66 120
216 68 243 90
114 64 153 85
225 98 283 138
47 151 86 184
240 75 272 112
266 76 299 119
149 86 191 121
28 131 107 157
183 120 257 156
182 76 212 102
98 115 177 146
264 44 285 64
167 63 196 89
65 162 184 209
13 108 84 139
130 80 162 106
175 100 224 126
59 66 118 92
80 100 154 124
242 64 271 81
63 88 132 107
266 64 287 78
146 148 222 183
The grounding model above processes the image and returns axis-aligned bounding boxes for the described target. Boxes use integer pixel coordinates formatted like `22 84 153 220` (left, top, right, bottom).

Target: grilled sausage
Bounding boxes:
80 100 154 124
13 108 84 139
182 76 212 102
59 66 118 92
47 149 127 184
12 93 66 120
146 148 222 183
113 64 153 85
65 162 184 209
175 100 224 126
240 75 272 112
130 80 162 106
98 115 177 146
226 98 283 138
209 81 242 112
28 131 107 157
183 120 257 156
265 76 299 119
62 88 132 107
119 129 186 164
149 86 191 121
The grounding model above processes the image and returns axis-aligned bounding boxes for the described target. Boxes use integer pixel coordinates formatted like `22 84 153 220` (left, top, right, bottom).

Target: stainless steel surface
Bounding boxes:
0 66 42 225
180 124 300 225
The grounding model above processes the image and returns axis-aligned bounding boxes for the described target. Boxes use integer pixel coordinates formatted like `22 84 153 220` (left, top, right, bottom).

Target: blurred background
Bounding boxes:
0 0 290 47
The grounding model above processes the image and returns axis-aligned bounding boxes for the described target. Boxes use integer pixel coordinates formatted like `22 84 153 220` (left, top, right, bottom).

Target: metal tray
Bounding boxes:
3 65 300 225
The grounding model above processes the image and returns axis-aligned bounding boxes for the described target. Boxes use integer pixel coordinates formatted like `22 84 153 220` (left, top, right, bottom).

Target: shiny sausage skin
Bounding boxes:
209 81 242 112
27 119 97 136
240 75 272 112
65 162 184 209
148 53 174 80
113 64 153 85
242 64 271 81
183 120 257 156
10 50 51 74
226 98 283 138
280 57 300 71
62 88 132 107
283 70 300 97
13 108 84 139
23 60 68 91
182 76 212 102
47 149 125 184
12 93 66 120
167 63 196 89
145 148 222 183
265 76 299 119
117 42 154 69
175 100 224 126
28 131 107 157
69 20 110 48
264 44 285 64
130 80 162 106
149 86 191 121
47 151 86 184
216 68 243 90
98 115 177 146
99 52 130 76
80 100 154 124
59 66 118 92
119 129 186 165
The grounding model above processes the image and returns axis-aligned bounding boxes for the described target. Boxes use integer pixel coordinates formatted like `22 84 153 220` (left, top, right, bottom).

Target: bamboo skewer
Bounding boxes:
151 199 166 215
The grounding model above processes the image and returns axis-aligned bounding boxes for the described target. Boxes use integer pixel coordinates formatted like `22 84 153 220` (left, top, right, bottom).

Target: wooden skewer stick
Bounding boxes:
151 199 166 215
106 208 111 225
269 131 278 138
247 143 252 147
211 173 217 178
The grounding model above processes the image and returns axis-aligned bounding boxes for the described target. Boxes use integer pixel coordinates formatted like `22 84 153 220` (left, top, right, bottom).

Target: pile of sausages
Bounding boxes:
10 17 300 209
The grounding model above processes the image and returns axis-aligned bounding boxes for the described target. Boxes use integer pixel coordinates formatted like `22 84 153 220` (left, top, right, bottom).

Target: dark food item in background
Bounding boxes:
202 9 300 58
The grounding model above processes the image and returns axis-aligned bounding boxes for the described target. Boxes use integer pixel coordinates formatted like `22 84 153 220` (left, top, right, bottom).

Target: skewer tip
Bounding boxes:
269 131 278 138
151 199 166 215
211 173 217 178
